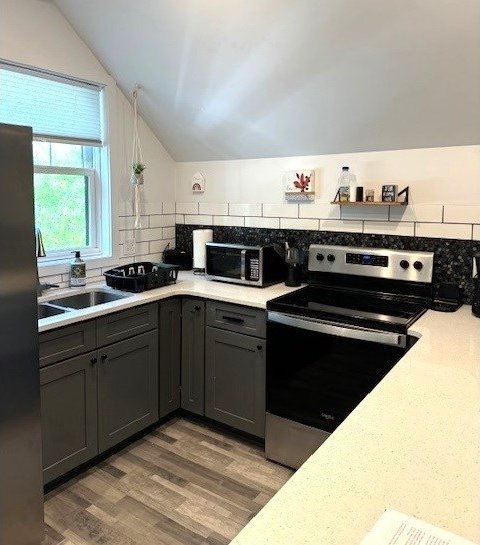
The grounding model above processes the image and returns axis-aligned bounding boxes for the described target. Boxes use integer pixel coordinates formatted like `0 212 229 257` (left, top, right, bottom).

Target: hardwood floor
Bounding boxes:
42 416 293 545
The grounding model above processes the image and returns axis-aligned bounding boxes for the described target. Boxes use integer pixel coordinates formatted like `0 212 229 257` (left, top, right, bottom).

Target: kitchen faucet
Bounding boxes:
35 228 58 296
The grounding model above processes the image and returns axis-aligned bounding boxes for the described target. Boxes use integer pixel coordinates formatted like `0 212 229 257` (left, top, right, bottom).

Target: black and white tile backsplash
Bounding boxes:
176 223 479 304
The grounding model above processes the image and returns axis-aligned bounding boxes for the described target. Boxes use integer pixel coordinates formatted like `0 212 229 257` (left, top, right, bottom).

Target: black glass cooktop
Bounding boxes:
267 286 429 333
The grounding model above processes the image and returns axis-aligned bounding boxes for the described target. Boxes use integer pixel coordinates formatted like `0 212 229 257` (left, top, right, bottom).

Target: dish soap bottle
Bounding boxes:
70 251 86 287
338 166 357 201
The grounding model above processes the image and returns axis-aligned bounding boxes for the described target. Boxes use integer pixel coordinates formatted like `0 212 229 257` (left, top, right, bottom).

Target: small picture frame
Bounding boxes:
382 184 398 203
192 171 205 193
339 186 350 202
365 189 375 202
284 170 315 201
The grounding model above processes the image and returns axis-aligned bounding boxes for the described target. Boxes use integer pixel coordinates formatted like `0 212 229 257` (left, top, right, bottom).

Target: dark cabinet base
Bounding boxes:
40 352 98 484
205 327 266 438
97 330 159 453
181 299 205 415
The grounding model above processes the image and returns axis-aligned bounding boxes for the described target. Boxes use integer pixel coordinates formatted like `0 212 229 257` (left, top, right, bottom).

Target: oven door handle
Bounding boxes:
240 249 247 281
267 311 406 347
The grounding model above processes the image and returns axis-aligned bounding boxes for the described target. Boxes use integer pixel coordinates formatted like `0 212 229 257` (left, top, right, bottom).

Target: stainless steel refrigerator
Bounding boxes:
0 123 44 544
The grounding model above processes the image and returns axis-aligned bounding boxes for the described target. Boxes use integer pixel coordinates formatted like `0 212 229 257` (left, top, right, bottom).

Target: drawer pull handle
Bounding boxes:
90 357 97 365
194 305 201 311
222 315 244 325
101 354 108 361
257 344 263 351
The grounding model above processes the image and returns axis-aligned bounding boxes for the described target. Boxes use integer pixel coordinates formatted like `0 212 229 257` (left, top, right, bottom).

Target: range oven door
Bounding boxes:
206 244 261 285
265 311 411 468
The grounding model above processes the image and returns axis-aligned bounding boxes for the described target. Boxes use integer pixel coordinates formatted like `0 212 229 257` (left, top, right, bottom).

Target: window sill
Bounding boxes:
38 254 119 276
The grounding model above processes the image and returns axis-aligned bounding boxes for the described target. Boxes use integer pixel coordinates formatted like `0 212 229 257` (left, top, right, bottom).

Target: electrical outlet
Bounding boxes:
123 239 136 257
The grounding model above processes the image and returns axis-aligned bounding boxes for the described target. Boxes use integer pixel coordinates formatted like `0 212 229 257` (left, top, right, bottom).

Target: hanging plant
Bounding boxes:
130 86 145 228
132 161 146 185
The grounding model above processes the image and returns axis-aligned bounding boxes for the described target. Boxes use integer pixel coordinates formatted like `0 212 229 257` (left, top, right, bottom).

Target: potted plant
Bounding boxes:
131 162 145 185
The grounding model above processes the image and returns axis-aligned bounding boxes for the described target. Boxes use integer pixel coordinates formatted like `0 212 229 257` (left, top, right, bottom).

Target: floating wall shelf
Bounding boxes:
332 186 409 206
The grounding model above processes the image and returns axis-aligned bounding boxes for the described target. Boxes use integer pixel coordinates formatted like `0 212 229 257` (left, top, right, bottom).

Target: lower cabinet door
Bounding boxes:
40 352 98 484
205 327 266 438
181 299 205 415
159 299 181 418
97 330 159 452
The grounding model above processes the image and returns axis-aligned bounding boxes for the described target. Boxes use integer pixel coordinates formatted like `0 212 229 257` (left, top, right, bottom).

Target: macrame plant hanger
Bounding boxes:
131 85 145 229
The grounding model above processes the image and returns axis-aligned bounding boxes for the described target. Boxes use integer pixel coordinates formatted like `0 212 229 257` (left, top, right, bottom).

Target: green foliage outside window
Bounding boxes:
34 173 88 251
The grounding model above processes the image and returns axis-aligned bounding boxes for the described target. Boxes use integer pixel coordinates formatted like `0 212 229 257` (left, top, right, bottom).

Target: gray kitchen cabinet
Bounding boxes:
40 352 98 484
205 327 266 438
97 330 159 452
159 299 181 418
181 299 205 415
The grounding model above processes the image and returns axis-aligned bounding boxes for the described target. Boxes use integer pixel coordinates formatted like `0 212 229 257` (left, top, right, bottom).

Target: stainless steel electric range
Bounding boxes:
265 244 434 469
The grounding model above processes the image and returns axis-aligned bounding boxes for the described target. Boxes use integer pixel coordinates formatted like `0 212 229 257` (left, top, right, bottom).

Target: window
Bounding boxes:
33 141 101 256
0 62 108 261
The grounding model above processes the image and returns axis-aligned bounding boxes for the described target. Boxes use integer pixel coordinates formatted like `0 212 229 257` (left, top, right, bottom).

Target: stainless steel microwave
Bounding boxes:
205 243 286 287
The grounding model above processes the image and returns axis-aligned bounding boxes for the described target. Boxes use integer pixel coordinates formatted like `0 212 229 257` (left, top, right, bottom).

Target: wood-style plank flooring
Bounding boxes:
42 416 293 545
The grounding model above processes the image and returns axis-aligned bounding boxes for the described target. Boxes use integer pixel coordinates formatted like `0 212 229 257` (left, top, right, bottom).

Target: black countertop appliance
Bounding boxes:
163 247 192 270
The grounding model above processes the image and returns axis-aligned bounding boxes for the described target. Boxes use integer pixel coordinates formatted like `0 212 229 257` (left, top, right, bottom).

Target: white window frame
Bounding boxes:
34 164 102 261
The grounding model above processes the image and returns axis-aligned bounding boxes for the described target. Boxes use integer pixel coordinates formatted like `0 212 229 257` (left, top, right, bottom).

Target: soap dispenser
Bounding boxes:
70 251 86 287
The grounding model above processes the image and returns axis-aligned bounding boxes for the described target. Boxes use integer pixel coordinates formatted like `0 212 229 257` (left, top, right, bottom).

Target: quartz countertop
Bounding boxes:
230 305 480 545
38 271 302 332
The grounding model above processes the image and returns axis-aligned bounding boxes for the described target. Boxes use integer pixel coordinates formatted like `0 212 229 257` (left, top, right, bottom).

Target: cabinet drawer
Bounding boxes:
39 321 96 367
206 301 266 338
96 303 158 347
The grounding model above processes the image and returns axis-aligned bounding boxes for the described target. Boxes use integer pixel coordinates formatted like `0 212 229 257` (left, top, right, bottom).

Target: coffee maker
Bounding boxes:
473 254 480 318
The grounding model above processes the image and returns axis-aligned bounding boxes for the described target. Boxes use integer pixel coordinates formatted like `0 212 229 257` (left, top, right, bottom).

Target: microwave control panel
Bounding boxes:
248 255 260 281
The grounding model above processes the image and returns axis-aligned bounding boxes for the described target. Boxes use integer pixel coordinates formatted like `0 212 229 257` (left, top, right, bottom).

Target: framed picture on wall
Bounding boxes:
192 171 205 193
284 169 315 201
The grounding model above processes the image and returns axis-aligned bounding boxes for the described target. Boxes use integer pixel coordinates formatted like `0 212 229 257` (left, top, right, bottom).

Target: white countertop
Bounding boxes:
230 305 480 545
38 271 301 332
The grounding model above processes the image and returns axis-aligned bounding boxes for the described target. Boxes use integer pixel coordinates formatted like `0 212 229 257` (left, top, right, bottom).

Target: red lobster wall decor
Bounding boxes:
293 172 311 192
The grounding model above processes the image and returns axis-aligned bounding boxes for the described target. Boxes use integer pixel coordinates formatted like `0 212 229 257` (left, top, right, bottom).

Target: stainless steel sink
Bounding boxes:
47 289 131 310
37 303 68 319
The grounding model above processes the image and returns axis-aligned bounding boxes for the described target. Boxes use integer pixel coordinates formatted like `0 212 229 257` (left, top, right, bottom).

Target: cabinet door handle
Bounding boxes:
101 354 108 361
194 305 201 311
90 357 97 365
223 315 244 325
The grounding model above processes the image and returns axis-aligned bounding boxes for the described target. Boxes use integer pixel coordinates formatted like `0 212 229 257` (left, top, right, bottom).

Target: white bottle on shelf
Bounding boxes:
338 166 357 201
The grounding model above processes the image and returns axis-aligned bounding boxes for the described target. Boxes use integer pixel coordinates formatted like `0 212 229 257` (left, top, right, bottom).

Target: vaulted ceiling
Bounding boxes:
54 0 479 162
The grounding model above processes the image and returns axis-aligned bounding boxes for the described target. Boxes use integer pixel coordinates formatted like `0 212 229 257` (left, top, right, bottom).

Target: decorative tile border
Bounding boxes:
176 224 479 304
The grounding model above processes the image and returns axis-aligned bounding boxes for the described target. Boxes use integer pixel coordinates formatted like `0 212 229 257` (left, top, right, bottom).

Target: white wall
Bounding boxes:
175 145 480 240
0 0 176 286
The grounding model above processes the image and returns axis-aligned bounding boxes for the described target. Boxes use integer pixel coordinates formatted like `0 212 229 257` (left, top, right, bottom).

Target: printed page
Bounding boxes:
360 509 478 545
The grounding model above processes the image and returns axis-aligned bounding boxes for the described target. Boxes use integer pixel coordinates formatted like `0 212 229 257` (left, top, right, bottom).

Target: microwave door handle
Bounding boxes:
267 311 406 347
241 249 247 281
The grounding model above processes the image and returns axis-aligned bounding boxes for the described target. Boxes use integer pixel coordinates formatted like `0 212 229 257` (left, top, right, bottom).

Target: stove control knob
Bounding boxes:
316 253 325 261
413 261 423 271
400 260 410 270
327 254 335 263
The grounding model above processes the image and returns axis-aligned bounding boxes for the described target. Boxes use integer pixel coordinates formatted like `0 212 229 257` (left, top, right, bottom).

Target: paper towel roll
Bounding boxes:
193 229 213 272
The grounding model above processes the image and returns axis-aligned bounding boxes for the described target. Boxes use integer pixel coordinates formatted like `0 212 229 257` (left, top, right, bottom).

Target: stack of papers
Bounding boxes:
360 509 478 545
